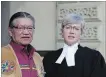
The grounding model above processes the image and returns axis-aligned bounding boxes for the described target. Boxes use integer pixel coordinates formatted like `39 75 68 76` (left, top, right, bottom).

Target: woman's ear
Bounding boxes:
81 26 84 35
8 27 13 37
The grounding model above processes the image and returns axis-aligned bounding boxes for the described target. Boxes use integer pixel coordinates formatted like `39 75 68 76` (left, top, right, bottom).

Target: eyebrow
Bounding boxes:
15 24 33 27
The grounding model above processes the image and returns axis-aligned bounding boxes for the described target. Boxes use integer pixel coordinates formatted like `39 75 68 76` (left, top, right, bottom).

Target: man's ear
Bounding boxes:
8 27 13 37
61 28 63 38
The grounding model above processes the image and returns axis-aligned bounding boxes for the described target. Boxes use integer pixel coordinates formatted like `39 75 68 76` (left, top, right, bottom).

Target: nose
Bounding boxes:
69 28 75 34
22 29 30 34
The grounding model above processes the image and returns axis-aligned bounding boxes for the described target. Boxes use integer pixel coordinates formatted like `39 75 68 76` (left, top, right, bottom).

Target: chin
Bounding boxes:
21 41 31 45
67 43 74 46
67 41 76 46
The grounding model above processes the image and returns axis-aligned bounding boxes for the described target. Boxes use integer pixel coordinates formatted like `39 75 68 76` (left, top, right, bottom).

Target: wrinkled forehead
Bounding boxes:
62 14 84 26
12 17 33 26
65 23 82 28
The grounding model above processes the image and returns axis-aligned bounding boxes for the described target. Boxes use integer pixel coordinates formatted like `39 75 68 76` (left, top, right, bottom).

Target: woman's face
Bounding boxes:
62 24 82 46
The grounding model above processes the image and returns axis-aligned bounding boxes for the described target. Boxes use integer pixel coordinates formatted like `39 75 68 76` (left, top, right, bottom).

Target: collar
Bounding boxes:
10 41 26 52
55 43 78 66
10 41 35 57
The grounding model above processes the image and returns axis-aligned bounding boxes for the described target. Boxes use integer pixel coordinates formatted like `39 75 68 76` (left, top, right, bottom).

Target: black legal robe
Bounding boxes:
43 45 106 77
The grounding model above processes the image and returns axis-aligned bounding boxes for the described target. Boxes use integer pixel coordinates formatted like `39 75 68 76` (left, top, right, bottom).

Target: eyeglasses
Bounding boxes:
12 26 35 32
64 25 81 31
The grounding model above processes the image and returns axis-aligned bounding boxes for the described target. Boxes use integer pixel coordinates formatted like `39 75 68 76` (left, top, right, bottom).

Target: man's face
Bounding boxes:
9 18 34 45
61 24 82 46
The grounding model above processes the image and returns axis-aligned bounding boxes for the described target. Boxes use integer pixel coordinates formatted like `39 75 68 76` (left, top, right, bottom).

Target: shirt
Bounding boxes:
10 41 38 77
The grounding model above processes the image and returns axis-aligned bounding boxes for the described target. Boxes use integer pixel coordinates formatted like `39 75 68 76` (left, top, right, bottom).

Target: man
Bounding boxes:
43 13 106 77
1 12 45 77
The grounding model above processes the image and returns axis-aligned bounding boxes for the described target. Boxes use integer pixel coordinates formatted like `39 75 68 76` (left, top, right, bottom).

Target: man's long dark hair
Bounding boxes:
9 12 35 28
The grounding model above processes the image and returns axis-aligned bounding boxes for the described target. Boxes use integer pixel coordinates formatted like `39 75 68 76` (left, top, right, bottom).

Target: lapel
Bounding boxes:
33 52 45 77
1 44 22 77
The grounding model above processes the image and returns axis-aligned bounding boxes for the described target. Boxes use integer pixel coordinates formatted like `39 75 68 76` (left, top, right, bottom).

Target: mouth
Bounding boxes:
68 36 75 39
21 37 30 39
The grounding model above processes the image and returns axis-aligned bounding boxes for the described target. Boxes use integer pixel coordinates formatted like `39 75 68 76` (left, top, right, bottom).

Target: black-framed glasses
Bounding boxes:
12 26 35 32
